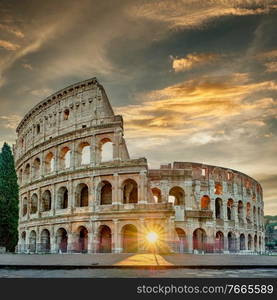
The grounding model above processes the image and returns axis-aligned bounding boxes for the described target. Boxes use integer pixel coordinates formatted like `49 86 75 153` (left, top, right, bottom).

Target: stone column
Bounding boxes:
138 171 147 204
113 129 121 161
52 184 56 216
138 218 146 252
87 229 94 254
71 140 76 170
91 135 96 166
112 219 121 253
112 173 120 204
166 216 175 252
187 227 193 253
50 226 56 253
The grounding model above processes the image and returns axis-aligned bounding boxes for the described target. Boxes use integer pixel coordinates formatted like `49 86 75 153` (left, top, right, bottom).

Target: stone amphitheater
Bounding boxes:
15 77 265 254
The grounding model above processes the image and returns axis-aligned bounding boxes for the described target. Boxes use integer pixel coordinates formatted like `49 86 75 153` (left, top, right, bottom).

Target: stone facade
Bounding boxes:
15 77 265 254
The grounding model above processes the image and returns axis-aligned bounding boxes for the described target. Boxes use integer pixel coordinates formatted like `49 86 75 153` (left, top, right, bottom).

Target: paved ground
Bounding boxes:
0 253 276 267
0 268 277 278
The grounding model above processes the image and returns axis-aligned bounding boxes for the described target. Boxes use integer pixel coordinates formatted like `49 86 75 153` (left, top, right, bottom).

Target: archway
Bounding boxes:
228 232 236 252
215 231 224 252
122 179 138 204
122 224 138 253
254 235 257 252
57 186 68 209
227 199 234 220
41 229 51 253
248 234 253 251
215 198 223 219
29 230 36 253
99 225 112 253
175 228 187 253
60 147 71 169
193 228 207 252
169 186 185 206
56 228 68 253
201 195 210 210
238 201 243 221
30 193 38 214
152 188 162 203
100 181 112 205
41 190 51 211
21 231 26 252
78 226 88 253
240 233 245 251
76 183 89 207
100 138 113 162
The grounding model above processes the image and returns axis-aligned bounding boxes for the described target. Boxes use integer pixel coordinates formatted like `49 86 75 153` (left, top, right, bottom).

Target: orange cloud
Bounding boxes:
115 74 277 138
171 53 219 72
0 40 20 51
129 0 276 29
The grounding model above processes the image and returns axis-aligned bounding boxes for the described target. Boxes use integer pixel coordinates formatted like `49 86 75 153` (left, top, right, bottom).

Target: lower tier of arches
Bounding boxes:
17 221 265 254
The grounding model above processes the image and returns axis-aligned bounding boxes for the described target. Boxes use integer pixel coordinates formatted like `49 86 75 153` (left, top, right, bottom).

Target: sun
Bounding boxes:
146 231 159 244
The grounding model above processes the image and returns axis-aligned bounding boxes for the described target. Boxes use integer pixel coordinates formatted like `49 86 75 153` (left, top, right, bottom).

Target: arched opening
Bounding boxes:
254 235 257 251
22 197 28 216
215 198 223 219
36 124 41 134
29 230 36 253
24 164 30 183
215 231 224 252
201 195 210 210
41 190 51 211
259 236 261 251
21 231 26 252
240 234 245 251
169 186 185 206
78 226 88 253
76 183 89 207
253 206 256 223
152 188 162 203
99 225 112 253
100 181 112 205
214 183 223 195
122 179 138 204
193 228 207 252
56 228 68 253
246 202 251 223
78 142 90 165
238 201 243 221
64 109 70 120
100 138 113 162
33 158 40 178
57 186 68 209
41 229 50 253
228 232 236 252
248 234 253 251
122 224 138 253
45 152 55 173
60 147 71 169
175 228 187 253
227 198 234 220
30 193 38 214
258 207 261 225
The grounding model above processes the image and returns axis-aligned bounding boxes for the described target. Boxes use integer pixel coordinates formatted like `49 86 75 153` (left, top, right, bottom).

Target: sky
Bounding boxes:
0 0 276 214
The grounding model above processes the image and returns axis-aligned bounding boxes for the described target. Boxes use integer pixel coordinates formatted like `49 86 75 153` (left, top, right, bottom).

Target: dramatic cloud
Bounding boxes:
0 40 19 51
0 24 24 38
129 0 277 29
116 74 277 137
171 53 219 72
265 62 277 73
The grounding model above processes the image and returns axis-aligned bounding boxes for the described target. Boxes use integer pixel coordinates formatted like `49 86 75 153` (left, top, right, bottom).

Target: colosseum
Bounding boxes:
15 77 265 254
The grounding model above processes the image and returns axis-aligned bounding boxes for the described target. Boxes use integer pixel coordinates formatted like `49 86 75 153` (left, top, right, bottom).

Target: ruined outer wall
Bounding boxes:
149 162 265 252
